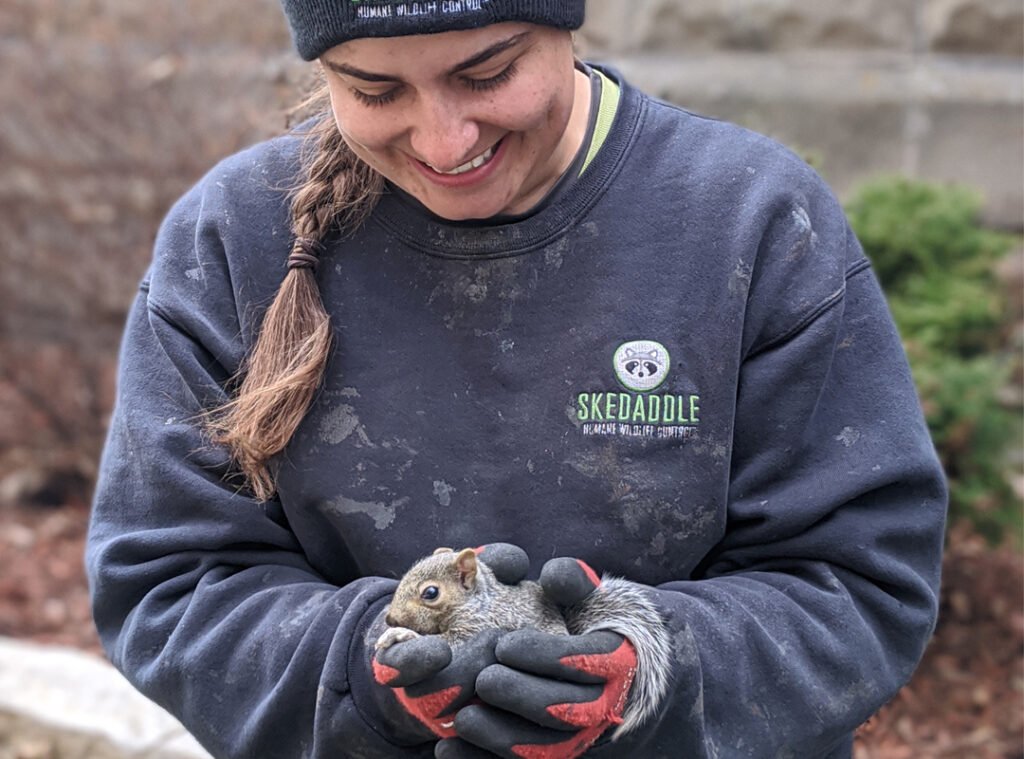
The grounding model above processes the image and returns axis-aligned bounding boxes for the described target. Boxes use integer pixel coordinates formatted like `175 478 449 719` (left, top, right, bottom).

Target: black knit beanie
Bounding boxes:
279 0 586 60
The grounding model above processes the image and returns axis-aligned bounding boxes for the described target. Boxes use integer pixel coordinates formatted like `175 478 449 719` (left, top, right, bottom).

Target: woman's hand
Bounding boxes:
437 629 636 759
373 628 501 740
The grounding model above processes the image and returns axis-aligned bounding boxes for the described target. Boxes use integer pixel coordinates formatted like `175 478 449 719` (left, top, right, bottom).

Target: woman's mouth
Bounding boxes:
426 143 497 175
412 138 507 188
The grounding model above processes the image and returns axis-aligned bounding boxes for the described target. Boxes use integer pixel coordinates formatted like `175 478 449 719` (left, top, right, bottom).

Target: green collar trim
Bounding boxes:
579 69 621 177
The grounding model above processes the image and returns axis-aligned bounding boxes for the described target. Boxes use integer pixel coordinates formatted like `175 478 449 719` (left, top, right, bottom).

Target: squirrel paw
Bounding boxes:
375 626 422 650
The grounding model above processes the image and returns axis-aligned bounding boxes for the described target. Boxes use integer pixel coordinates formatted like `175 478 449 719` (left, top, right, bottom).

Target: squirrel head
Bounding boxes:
385 547 481 635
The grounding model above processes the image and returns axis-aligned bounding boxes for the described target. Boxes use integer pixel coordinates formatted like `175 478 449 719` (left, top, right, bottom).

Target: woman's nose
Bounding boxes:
407 98 481 172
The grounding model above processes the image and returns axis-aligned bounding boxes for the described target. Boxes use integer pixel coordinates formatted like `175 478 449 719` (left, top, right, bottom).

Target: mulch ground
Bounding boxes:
0 500 1020 757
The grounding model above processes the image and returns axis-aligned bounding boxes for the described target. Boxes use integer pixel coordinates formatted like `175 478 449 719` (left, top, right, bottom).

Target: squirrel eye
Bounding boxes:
420 585 440 601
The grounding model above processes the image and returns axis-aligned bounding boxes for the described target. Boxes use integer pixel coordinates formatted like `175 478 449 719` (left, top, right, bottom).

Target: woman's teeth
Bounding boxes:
428 145 496 175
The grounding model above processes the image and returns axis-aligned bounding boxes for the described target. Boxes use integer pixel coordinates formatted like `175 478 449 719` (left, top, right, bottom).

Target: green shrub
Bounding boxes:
890 275 1005 357
845 176 1021 544
846 178 1013 292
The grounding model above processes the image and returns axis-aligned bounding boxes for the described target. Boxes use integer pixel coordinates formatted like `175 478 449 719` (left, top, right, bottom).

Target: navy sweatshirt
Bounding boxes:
86 70 947 758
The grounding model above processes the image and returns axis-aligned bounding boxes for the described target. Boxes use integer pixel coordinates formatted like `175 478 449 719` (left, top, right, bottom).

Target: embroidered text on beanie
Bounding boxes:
279 0 586 60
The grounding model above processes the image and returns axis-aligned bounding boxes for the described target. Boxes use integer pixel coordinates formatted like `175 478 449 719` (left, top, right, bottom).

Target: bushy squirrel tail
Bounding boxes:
565 576 671 740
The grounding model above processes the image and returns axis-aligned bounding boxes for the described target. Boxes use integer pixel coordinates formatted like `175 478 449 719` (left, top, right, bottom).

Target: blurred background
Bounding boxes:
0 0 1021 756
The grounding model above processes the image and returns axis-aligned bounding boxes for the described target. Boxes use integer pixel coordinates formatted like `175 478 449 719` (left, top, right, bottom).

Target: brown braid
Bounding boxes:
206 83 385 500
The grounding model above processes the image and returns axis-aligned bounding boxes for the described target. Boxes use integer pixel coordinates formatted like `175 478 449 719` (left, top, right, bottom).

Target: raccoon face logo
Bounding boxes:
614 341 670 392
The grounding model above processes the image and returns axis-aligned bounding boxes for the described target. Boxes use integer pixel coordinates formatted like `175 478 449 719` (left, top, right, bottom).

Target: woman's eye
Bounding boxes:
352 87 399 107
420 586 440 601
464 61 518 92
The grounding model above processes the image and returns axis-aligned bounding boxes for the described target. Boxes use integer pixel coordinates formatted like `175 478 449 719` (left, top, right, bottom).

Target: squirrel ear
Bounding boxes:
455 548 478 590
432 547 454 555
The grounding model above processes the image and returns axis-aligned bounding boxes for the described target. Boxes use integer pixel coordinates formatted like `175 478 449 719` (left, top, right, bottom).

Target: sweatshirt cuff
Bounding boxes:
342 594 437 747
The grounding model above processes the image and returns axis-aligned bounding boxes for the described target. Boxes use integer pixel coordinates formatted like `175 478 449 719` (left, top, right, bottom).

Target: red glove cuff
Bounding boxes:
373 657 461 739
552 635 636 727
510 637 637 759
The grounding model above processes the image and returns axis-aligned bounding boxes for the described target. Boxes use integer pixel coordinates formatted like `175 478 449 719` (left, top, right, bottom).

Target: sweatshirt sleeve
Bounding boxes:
594 221 947 754
85 154 431 759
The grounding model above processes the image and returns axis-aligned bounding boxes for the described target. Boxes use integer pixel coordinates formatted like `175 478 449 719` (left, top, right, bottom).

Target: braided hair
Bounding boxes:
206 83 384 500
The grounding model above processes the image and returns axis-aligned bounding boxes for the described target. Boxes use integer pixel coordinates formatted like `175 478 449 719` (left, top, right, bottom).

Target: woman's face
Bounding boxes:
320 23 589 221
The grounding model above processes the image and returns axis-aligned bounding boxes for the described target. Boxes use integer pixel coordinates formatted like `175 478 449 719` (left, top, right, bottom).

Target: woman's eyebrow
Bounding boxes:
449 31 530 74
322 60 398 82
323 31 531 83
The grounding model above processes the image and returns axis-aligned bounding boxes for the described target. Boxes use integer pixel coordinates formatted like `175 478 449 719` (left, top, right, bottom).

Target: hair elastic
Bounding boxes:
287 237 324 272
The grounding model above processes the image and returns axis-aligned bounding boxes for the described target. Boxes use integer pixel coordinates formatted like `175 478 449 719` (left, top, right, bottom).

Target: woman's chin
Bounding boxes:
416 192 515 222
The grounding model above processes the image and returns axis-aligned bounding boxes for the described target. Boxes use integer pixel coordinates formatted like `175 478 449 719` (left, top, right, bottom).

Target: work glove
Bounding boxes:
369 543 532 741
436 558 638 759
371 627 501 740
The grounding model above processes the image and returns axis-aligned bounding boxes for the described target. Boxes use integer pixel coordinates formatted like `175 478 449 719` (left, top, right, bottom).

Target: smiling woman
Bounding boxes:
321 24 589 219
85 2 948 758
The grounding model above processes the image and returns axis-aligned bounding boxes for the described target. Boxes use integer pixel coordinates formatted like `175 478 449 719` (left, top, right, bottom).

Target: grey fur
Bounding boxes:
567 575 672 740
446 561 568 644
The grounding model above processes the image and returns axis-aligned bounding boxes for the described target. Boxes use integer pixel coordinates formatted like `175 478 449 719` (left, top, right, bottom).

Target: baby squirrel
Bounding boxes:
376 547 568 649
375 547 672 740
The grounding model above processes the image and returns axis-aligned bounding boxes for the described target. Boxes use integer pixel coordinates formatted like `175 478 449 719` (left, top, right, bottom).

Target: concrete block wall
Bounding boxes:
577 0 1024 229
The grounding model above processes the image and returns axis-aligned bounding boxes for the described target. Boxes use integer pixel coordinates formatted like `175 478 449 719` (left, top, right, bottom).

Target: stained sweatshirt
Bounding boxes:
86 68 947 759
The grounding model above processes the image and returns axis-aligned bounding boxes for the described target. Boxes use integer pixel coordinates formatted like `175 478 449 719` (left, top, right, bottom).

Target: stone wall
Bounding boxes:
581 0 1023 56
576 0 1023 229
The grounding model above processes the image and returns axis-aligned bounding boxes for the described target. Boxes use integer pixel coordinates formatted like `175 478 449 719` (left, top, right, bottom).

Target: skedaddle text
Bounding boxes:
577 392 700 424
